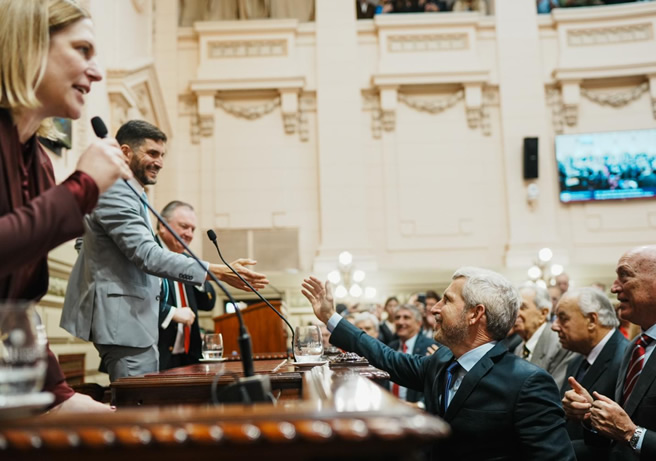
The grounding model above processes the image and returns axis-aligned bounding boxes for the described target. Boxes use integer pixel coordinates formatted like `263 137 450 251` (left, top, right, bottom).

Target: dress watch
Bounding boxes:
629 426 646 452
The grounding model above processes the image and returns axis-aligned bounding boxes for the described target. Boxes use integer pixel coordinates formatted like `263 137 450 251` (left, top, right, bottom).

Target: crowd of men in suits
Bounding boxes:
304 245 656 460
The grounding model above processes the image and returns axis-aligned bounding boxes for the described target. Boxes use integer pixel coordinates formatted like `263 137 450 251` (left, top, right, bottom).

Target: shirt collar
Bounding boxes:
525 321 548 353
402 333 419 352
586 329 616 365
457 341 497 372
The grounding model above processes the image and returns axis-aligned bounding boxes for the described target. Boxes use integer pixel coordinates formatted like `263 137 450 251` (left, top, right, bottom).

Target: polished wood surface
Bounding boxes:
0 368 449 461
111 358 390 407
214 301 286 354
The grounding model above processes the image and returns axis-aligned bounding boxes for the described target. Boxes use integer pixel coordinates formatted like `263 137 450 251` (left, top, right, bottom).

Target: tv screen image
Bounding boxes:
555 129 656 203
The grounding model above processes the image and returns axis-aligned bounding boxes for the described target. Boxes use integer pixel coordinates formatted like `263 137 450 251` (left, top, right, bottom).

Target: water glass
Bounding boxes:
0 302 47 395
202 333 223 360
294 325 324 363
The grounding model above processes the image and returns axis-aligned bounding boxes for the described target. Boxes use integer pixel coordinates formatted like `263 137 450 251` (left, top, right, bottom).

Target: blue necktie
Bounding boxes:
443 361 460 413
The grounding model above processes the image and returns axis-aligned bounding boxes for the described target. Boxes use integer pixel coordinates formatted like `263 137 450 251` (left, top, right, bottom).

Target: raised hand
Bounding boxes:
561 377 593 422
589 392 637 443
209 259 268 291
301 276 335 324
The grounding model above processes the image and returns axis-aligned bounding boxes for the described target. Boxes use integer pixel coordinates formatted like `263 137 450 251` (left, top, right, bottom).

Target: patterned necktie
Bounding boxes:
622 333 653 405
177 281 191 354
522 344 530 359
391 342 408 397
443 360 460 413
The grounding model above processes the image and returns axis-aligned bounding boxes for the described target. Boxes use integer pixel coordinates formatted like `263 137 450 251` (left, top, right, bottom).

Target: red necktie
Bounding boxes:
392 342 408 397
622 333 653 404
177 281 190 354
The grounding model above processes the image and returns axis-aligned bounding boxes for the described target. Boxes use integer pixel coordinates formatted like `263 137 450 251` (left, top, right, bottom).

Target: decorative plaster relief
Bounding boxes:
567 23 652 47
47 276 67 298
398 91 464 114
178 94 201 144
215 97 280 119
546 87 565 134
387 34 468 53
581 82 648 107
208 40 287 58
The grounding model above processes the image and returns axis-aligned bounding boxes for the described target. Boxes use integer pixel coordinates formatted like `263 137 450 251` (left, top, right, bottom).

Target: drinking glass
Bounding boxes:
294 325 324 363
0 302 47 396
202 333 223 360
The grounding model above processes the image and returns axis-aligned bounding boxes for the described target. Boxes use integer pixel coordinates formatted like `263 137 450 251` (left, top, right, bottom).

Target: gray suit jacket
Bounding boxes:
60 180 207 348
514 323 575 390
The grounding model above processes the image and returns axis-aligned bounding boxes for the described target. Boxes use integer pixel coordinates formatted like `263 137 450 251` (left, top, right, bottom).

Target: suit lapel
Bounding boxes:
444 343 505 420
532 326 551 365
623 347 656 415
582 331 620 389
432 351 454 418
615 336 638 402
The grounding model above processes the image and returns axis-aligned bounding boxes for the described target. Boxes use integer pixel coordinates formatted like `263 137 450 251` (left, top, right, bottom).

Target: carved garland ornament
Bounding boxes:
398 91 464 114
215 97 280 120
580 82 649 108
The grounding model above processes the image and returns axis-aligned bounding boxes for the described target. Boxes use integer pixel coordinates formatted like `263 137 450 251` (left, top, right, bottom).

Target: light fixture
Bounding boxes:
326 251 376 301
526 247 565 287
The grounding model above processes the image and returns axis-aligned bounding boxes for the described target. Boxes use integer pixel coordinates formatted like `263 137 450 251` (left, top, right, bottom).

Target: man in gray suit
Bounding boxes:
552 287 628 460
513 284 575 389
61 120 268 381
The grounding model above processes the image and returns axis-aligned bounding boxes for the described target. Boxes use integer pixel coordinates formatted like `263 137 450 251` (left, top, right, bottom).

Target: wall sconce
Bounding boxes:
327 251 377 301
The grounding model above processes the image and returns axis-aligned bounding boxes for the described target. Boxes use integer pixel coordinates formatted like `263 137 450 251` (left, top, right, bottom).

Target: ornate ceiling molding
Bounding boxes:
105 58 171 136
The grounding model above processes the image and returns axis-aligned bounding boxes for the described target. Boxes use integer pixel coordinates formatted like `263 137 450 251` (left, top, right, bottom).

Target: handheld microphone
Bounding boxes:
207 230 296 361
89 117 260 379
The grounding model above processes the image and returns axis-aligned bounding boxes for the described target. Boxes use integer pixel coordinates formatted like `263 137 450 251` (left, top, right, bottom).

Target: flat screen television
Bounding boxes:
555 128 656 203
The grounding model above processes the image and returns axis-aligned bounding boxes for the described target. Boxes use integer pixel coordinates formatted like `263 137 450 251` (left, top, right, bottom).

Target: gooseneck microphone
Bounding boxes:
89 117 260 380
207 230 296 361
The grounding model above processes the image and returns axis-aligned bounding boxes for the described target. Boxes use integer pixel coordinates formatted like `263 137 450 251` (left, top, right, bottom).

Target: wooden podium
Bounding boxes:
213 300 286 354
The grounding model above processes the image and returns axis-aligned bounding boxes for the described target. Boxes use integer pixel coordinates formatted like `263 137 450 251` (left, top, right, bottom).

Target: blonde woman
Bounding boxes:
0 0 130 412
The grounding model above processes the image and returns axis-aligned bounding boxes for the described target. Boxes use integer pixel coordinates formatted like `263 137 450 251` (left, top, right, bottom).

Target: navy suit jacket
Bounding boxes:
330 319 575 461
389 333 437 403
158 279 216 370
608 333 656 461
560 329 628 460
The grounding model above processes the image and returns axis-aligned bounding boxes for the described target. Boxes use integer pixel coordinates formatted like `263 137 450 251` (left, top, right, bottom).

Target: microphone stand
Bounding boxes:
207 230 296 362
90 117 271 403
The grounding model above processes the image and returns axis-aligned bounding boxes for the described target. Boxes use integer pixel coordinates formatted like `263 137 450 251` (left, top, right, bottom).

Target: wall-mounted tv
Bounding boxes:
555 128 656 203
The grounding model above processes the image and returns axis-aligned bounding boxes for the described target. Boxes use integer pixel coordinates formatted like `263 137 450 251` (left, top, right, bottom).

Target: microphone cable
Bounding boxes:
207 230 296 362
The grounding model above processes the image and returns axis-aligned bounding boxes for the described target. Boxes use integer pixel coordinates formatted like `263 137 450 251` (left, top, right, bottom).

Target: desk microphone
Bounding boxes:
90 117 272 401
207 230 296 361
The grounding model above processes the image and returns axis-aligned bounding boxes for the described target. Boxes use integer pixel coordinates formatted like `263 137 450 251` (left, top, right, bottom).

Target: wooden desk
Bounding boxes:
112 357 390 407
0 367 449 461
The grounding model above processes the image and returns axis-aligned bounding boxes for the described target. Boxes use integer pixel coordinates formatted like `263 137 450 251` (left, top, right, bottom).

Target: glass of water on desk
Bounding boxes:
0 302 47 395
202 333 223 360
294 326 324 363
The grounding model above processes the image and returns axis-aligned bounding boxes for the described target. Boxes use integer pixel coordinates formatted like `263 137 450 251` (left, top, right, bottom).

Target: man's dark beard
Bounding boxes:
131 158 158 185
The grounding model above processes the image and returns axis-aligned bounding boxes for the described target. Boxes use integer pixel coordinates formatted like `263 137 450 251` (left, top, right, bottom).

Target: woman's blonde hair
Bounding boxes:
0 0 90 134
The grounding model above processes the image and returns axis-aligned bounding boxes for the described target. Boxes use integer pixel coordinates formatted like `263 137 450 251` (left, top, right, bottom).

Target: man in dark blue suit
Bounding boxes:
563 245 656 460
157 201 216 370
302 267 575 461
552 287 628 460
387 303 437 403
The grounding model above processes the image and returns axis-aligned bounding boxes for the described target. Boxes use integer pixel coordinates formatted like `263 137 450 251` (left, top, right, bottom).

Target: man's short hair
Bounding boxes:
160 200 194 221
354 312 379 332
452 267 520 341
394 303 423 323
565 287 620 328
426 290 441 302
115 119 167 150
519 284 553 314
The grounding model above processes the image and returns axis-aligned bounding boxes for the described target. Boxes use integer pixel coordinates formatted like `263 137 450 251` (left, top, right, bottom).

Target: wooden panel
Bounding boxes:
214 300 286 354
1 369 449 461
57 353 85 386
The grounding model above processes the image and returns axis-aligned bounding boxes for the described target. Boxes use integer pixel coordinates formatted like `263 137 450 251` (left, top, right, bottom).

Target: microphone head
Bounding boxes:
90 116 108 138
207 229 217 242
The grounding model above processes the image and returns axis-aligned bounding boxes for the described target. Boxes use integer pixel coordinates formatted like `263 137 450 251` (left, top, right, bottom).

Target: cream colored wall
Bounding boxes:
43 1 656 382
